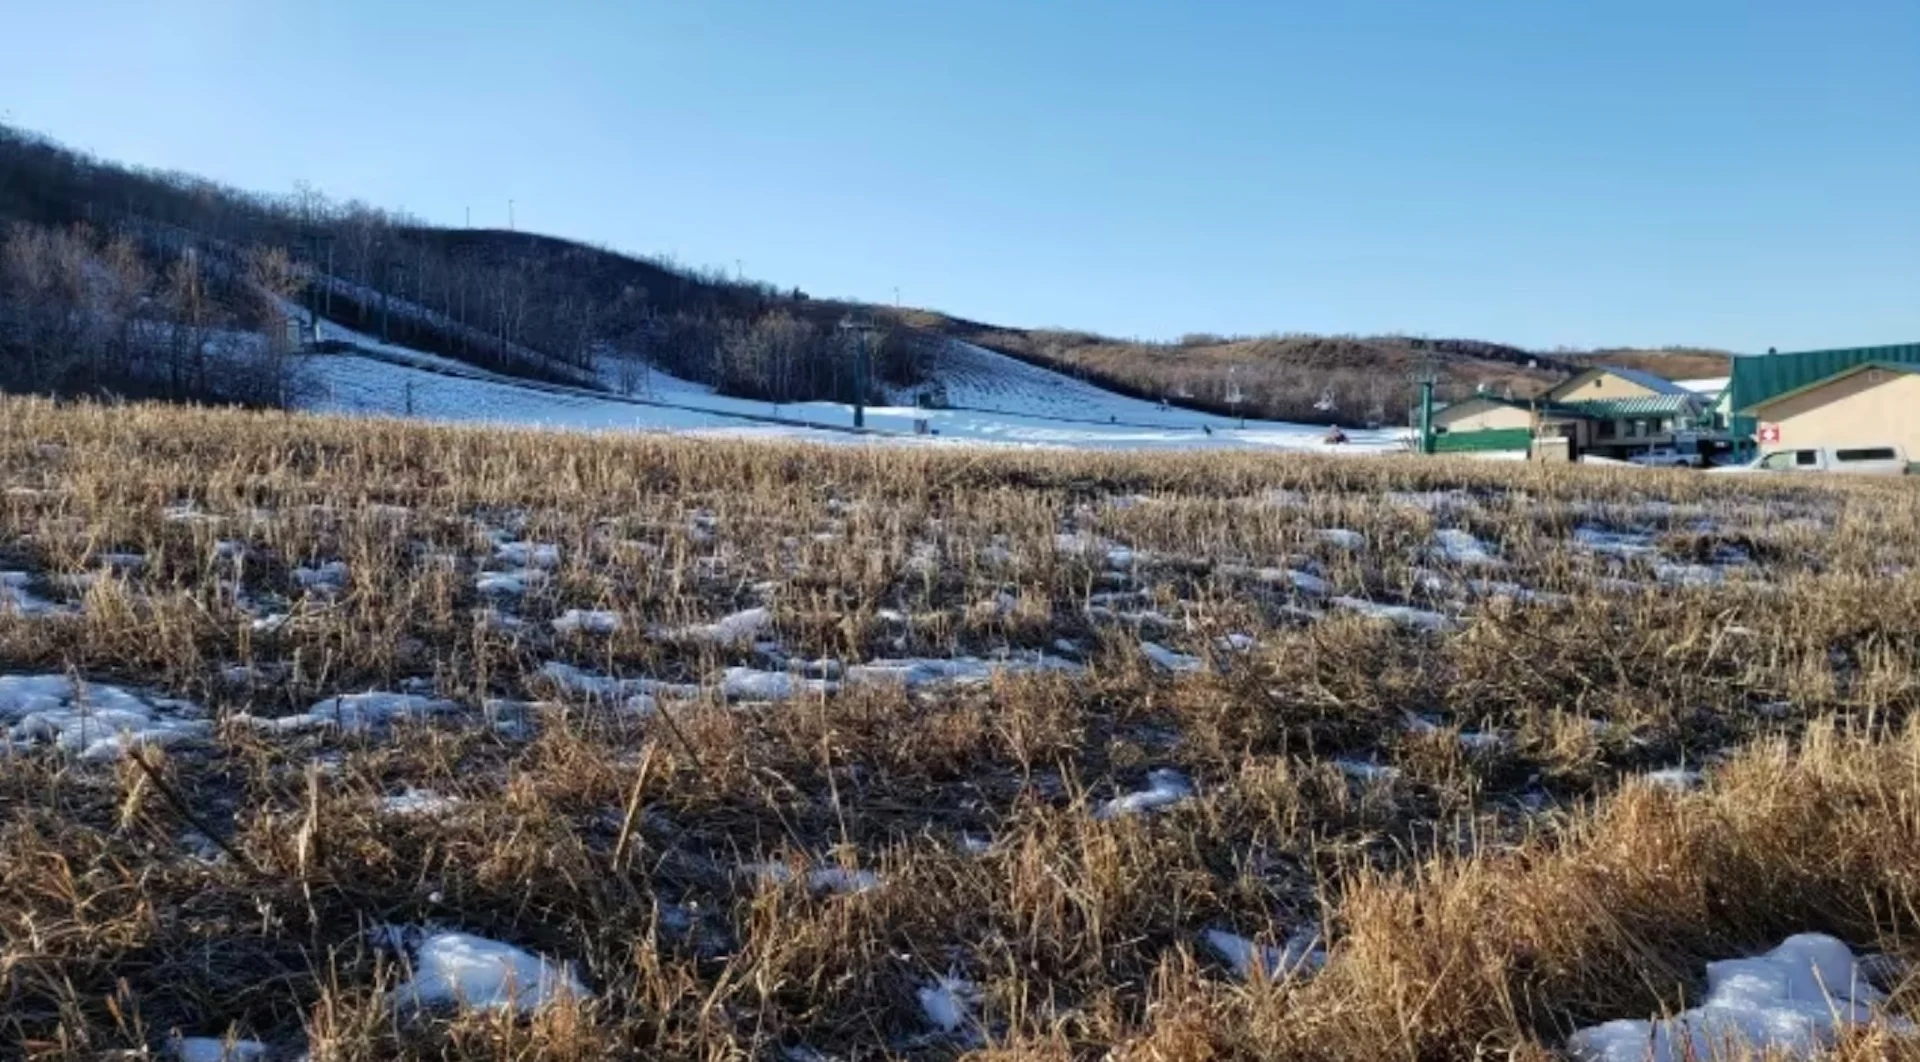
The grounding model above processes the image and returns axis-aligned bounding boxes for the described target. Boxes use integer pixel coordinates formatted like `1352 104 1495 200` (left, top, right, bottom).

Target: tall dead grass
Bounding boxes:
1 396 1918 1059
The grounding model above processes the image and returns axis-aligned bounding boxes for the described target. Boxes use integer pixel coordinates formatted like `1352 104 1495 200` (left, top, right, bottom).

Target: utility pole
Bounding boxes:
508 199 515 231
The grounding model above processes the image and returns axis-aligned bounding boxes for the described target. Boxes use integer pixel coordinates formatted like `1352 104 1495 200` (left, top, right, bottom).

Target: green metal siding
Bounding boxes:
1729 343 1920 438
1433 427 1534 453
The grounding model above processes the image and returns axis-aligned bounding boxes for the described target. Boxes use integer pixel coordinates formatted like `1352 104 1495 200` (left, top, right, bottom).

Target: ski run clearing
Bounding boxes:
295 323 1408 453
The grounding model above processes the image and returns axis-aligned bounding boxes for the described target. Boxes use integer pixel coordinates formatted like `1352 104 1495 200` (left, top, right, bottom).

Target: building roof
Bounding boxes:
1728 342 1920 419
1545 365 1694 402
1435 389 1705 423
1597 366 1694 396
1560 394 1705 418
1739 360 1920 414
1677 376 1729 396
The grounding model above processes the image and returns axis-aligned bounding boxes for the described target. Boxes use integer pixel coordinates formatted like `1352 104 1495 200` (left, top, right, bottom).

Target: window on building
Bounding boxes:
1630 420 1647 438
1596 420 1615 439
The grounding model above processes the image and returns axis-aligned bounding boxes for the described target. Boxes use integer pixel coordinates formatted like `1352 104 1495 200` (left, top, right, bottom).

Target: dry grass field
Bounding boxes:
4 397 1920 1061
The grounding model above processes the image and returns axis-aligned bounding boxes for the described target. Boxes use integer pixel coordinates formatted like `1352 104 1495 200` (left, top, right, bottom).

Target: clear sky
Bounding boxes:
4 0 1916 351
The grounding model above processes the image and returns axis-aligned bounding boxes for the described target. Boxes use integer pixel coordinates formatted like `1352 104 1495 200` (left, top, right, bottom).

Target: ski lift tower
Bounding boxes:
304 233 334 346
1411 354 1440 455
838 312 879 430
1225 365 1246 427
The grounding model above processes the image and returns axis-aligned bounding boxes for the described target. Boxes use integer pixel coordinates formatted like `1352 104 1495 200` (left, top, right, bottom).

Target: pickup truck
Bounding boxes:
1710 445 1913 476
1628 447 1704 469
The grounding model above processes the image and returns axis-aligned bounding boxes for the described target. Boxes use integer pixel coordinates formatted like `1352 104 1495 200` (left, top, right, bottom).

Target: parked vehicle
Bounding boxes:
1628 446 1703 469
1710 444 1911 476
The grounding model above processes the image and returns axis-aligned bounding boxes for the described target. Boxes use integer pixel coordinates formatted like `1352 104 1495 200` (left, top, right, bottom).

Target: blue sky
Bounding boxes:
4 0 1916 351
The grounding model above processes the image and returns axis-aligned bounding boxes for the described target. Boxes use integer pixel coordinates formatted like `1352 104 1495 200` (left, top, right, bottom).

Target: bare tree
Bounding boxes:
99 232 152 384
163 248 212 395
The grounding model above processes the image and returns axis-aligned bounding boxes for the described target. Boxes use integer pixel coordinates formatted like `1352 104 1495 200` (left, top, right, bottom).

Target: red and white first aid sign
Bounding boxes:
1758 424 1781 444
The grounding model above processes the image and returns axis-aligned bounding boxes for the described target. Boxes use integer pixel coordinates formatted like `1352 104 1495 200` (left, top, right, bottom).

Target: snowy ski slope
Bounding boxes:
295 321 1409 453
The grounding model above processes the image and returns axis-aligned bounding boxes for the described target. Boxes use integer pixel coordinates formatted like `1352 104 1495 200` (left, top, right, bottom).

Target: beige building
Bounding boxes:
1744 362 1920 457
1429 396 1535 433
1545 366 1692 403
1424 366 1733 460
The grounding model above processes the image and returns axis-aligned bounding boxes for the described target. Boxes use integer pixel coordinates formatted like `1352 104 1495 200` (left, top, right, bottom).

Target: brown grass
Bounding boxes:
2 397 1919 1060
1565 348 1735 382
891 316 1565 425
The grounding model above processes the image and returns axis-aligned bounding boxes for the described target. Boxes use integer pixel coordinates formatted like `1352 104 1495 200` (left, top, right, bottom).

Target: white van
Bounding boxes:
1714 444 1911 476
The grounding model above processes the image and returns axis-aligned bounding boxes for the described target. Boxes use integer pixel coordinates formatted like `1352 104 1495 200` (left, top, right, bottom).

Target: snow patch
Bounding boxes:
0 675 209 762
0 571 62 616
536 662 699 706
170 1037 270 1062
742 862 884 895
1334 759 1400 784
721 667 832 701
390 930 589 1015
380 787 462 817
1331 596 1457 631
1389 490 1474 513
293 560 349 593
476 569 547 596
1567 933 1908 1062
1141 641 1204 674
1432 528 1502 567
1055 532 1143 569
1094 768 1195 820
164 501 219 524
494 541 561 569
1573 526 1658 557
662 606 772 645
552 608 622 635
1643 766 1704 791
1283 569 1331 595
843 653 1081 689
917 973 981 1035
1318 529 1365 550
234 692 454 735
1465 579 1567 606
1202 926 1327 981
1654 562 1723 587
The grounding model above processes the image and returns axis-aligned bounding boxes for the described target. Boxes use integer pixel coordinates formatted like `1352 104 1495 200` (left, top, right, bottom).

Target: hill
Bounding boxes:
0 121 1624 425
897 314 1567 425
1562 347 1734 381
